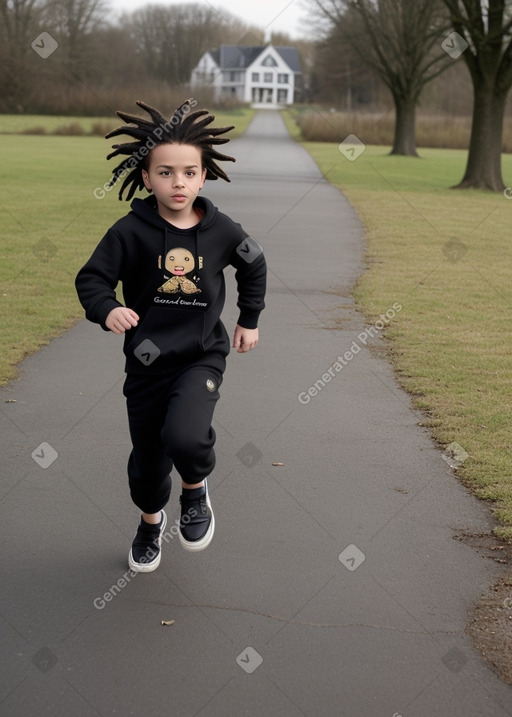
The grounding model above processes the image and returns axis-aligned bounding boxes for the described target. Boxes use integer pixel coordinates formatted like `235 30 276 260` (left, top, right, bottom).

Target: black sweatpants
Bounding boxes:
123 359 224 514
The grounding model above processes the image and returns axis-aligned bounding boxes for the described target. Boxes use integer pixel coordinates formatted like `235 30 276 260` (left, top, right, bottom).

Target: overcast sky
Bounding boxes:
107 0 307 39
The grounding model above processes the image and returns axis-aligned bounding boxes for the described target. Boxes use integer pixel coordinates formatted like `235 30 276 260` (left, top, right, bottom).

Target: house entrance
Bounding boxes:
252 88 273 103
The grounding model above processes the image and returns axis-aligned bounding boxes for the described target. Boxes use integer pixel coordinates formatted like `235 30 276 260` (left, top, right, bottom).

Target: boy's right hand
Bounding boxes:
106 307 139 334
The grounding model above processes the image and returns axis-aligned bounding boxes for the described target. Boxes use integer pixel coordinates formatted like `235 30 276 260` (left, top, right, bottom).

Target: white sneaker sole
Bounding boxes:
128 510 167 573
179 485 215 552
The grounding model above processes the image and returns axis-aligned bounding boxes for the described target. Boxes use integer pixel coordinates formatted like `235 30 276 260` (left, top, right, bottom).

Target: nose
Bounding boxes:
173 174 185 187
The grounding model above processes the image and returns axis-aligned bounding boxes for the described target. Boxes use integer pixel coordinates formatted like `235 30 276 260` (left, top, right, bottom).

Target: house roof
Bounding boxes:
208 45 301 74
273 47 302 74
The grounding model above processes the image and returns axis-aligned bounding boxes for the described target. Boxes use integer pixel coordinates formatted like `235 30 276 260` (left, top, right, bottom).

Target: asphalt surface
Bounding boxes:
1 110 512 716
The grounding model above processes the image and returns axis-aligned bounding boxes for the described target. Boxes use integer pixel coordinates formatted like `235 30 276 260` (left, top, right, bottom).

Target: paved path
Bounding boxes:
1 111 511 716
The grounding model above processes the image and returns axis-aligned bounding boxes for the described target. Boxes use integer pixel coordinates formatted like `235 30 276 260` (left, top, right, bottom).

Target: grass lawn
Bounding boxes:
282 110 512 539
0 108 254 386
0 115 113 134
0 107 255 136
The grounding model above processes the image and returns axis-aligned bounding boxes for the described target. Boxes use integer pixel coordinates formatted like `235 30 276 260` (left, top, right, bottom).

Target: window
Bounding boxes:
277 89 288 103
252 72 259 82
262 54 277 67
224 71 243 82
278 73 289 84
264 72 273 83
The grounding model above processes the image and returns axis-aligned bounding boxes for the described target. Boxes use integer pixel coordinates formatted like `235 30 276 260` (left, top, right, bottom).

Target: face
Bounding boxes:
164 247 195 276
142 143 207 223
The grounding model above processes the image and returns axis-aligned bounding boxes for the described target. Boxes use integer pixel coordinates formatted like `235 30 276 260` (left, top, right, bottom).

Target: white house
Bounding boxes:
190 44 302 107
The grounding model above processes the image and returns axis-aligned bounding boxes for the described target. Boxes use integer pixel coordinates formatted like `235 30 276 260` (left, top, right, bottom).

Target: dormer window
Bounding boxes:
261 54 277 67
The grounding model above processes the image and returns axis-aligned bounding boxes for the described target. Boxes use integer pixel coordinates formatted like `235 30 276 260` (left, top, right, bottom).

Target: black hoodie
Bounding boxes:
75 195 266 374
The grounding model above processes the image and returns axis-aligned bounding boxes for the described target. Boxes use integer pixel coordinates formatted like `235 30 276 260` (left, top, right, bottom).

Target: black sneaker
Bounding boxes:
128 510 167 573
179 480 215 552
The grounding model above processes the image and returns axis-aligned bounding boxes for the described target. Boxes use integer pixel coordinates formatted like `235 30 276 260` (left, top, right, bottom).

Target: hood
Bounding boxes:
129 194 219 231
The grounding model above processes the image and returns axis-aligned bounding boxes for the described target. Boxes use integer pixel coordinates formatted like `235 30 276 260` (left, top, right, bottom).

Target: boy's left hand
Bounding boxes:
233 325 259 353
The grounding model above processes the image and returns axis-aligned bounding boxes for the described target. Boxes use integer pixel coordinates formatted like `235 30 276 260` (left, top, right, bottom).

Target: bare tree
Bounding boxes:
123 3 255 87
0 0 275 114
0 0 48 110
311 0 453 155
0 0 45 61
311 20 381 107
441 0 512 191
41 0 106 70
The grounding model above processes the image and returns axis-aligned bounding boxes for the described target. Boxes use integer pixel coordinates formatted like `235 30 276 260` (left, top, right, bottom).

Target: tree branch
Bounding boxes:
497 34 512 91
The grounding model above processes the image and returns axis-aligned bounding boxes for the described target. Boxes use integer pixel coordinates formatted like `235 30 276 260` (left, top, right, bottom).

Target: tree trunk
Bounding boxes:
453 81 507 191
390 96 419 157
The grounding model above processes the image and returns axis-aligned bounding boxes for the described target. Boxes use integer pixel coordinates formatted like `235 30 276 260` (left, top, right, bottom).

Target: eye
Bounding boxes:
160 170 171 176
185 171 196 176
184 257 190 261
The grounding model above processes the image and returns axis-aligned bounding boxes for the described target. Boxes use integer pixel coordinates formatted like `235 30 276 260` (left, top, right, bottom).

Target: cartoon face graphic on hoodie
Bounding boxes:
158 247 201 295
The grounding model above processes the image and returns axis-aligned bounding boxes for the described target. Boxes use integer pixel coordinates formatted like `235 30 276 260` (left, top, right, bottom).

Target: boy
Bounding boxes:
75 99 266 572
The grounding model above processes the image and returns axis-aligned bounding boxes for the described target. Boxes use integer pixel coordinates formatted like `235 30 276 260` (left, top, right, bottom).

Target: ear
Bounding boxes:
199 168 207 190
142 168 152 192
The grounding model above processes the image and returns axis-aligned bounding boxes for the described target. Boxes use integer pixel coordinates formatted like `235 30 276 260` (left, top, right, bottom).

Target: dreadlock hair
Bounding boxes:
105 98 236 201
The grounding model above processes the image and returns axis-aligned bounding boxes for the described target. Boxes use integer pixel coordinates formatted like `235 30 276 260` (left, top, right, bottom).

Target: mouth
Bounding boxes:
173 266 185 274
172 194 187 201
